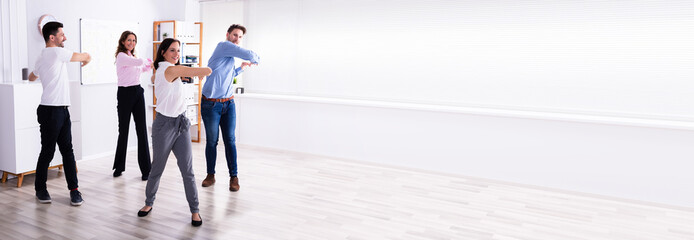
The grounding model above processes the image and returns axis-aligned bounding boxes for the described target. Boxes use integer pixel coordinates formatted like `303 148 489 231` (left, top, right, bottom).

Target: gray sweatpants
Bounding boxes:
145 112 199 213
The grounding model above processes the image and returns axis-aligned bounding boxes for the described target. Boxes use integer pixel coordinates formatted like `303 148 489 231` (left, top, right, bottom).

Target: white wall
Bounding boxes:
234 0 694 209
0 1 4 82
236 94 694 208
1 0 29 84
200 0 244 71
24 0 198 160
199 0 245 140
185 0 201 23
244 0 694 122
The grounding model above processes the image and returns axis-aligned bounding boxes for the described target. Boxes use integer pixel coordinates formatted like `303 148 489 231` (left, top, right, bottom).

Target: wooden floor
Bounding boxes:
1 142 693 240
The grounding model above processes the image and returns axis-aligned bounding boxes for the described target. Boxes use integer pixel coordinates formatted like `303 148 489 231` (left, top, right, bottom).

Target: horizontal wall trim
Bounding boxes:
238 93 694 131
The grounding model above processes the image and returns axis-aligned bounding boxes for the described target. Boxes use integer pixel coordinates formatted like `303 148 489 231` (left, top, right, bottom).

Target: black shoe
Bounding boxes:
70 190 84 206
113 170 122 177
138 207 152 217
141 175 149 181
192 214 202 227
36 190 52 204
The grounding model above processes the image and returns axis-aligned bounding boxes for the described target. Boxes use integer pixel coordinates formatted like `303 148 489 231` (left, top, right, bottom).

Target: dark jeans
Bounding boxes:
35 105 78 192
113 85 151 176
200 98 237 176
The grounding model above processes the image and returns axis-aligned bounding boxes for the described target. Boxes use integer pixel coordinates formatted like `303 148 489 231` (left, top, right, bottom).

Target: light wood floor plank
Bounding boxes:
1 142 693 239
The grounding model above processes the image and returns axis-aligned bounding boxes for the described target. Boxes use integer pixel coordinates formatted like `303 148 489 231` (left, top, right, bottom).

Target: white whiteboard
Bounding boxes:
245 0 694 120
80 19 139 85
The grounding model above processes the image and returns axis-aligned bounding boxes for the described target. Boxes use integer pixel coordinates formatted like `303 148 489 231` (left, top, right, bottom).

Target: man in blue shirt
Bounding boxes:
200 24 259 191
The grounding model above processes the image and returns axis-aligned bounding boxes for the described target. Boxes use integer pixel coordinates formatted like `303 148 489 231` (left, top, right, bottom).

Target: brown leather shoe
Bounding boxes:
229 176 240 192
201 174 215 187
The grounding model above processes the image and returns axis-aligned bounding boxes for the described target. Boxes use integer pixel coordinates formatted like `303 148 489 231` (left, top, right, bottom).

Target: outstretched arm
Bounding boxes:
70 52 91 67
116 52 149 68
142 59 154 73
164 66 212 82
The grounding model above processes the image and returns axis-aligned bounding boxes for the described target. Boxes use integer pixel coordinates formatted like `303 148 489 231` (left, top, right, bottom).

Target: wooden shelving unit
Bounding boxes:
152 20 204 142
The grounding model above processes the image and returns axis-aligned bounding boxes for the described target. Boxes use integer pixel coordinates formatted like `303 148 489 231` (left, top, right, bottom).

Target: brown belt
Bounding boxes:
202 95 234 102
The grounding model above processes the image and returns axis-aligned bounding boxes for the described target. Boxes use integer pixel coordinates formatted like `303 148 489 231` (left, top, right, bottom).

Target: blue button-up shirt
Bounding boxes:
202 41 260 99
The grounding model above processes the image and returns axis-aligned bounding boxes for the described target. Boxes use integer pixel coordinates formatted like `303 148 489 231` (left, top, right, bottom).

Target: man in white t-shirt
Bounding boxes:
28 21 90 206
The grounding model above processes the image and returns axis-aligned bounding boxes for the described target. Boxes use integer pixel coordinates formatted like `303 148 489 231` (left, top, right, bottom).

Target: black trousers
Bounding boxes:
113 85 151 176
35 105 78 191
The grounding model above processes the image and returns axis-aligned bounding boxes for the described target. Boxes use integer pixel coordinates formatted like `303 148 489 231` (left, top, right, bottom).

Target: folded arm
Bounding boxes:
219 42 260 64
234 61 257 76
71 52 91 67
142 59 154 73
116 53 147 67
164 66 212 82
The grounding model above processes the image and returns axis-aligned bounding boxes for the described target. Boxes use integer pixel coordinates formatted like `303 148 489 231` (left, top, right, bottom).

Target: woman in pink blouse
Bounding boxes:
113 30 153 180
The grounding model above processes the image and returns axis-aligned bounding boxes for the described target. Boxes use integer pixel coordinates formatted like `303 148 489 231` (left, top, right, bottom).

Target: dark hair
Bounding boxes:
115 31 137 59
42 21 63 42
227 24 246 34
153 38 181 70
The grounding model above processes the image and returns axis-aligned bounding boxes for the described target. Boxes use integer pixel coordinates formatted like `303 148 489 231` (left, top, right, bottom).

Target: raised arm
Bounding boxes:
71 52 91 67
164 66 212 82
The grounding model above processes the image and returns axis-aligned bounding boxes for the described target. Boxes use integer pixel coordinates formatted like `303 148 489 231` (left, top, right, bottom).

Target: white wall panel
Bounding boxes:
244 0 694 121
236 94 694 208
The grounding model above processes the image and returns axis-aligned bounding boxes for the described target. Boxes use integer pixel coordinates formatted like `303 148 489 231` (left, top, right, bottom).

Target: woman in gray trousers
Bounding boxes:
137 38 211 227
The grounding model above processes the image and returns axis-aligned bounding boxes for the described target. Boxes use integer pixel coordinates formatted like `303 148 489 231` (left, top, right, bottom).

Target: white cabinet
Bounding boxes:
0 82 81 187
14 128 44 172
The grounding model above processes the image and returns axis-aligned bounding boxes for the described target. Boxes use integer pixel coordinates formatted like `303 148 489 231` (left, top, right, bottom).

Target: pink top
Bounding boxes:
116 52 152 87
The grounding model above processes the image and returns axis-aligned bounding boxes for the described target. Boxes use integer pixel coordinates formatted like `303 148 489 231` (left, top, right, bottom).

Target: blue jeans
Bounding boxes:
200 98 237 176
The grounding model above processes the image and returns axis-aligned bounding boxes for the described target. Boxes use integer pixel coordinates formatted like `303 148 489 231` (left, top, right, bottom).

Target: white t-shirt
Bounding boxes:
155 61 186 117
33 47 74 106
